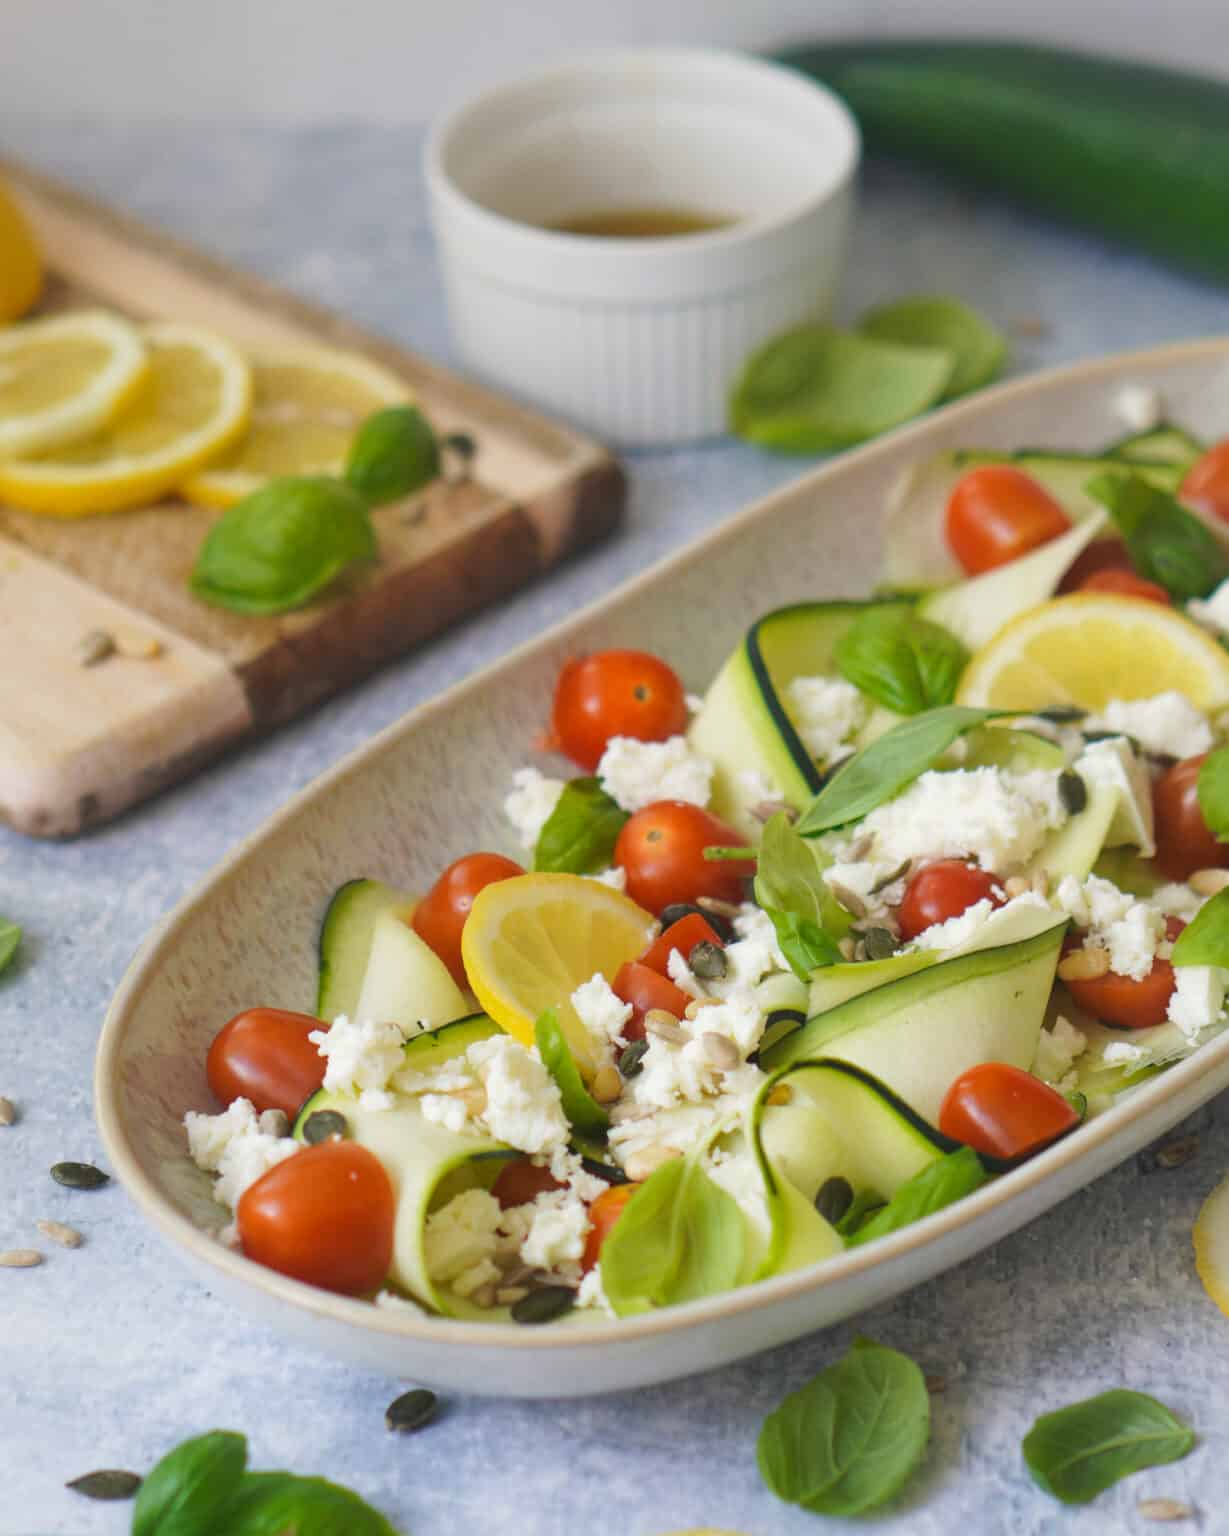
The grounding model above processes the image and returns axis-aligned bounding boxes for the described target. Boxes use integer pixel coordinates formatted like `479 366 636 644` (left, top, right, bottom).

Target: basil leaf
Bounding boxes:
858 295 1007 400
344 404 439 507
191 475 377 615
1198 748 1229 842
796 706 1002 835
1023 1389 1196 1504
132 1430 247 1536
0 918 20 976
834 1187 886 1237
757 1337 930 1516
846 1146 988 1248
533 777 628 874
754 812 845 966
534 1007 609 1138
226 1471 400 1536
600 1152 745 1316
834 606 968 716
763 909 841 982
1087 472 1229 601
1171 887 1229 968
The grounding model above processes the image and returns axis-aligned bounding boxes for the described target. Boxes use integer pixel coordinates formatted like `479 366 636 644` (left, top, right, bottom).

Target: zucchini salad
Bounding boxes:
185 422 1229 1325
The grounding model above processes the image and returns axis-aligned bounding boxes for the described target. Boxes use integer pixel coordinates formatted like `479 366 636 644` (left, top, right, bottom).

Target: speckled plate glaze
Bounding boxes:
97 337 1229 1398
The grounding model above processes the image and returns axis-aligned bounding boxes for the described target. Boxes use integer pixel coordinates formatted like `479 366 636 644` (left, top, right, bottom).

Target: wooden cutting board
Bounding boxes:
0 157 625 838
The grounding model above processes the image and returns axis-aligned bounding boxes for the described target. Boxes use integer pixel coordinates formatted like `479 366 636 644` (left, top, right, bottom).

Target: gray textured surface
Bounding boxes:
2 115 1229 1535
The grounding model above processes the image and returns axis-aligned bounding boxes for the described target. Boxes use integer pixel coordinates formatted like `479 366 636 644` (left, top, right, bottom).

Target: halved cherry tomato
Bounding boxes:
945 465 1071 575
1056 536 1133 593
581 1182 637 1272
896 860 1006 942
615 801 754 914
939 1062 1079 1160
1153 753 1229 881
1079 567 1170 605
639 912 724 976
1180 439 1229 523
1062 916 1184 1030
490 1158 563 1209
411 852 523 988
237 1141 394 1295
206 1008 325 1118
551 650 688 772
612 960 692 1039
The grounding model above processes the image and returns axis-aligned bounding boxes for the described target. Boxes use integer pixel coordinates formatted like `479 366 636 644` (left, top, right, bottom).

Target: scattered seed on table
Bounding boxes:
1139 1134 1200 1174
925 1374 948 1395
66 1469 142 1501
50 1161 110 1190
385 1387 439 1434
114 631 165 660
76 629 115 667
36 1219 82 1248
1138 1498 1195 1522
511 1286 575 1325
0 1096 14 1126
0 1249 42 1268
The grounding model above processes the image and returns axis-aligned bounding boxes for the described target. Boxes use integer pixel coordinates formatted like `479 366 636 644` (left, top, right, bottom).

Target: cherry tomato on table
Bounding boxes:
612 961 692 1039
581 1183 638 1272
551 650 688 772
638 912 725 976
1079 567 1171 604
1062 917 1184 1031
614 801 754 914
411 852 523 989
237 1140 395 1295
945 466 1071 575
490 1157 563 1209
1180 438 1229 522
939 1062 1080 1161
1153 754 1229 882
206 1008 325 1119
896 860 1006 942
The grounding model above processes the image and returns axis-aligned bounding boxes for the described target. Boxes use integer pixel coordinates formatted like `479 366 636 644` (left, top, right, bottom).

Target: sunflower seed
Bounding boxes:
826 881 868 919
623 1144 683 1182
50 1161 109 1190
1189 868 1229 897
751 800 798 824
114 632 165 661
385 1387 439 1434
695 895 742 919
76 629 115 667
511 1285 575 1325
495 1285 529 1305
644 1012 687 1045
66 1469 142 1501
36 1219 82 1248
1138 1497 1194 1522
701 1033 741 1071
590 1065 623 1104
0 1248 42 1267
838 936 856 961
0 1096 14 1126
302 1109 349 1144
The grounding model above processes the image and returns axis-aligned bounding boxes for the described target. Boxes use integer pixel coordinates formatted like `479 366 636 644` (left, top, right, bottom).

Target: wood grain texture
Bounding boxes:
0 157 625 836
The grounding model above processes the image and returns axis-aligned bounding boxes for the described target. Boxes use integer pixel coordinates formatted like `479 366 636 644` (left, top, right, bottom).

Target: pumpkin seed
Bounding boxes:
924 1373 947 1395
76 629 115 667
688 940 727 979
66 1469 142 1501
50 1161 109 1190
1058 770 1088 815
869 859 912 895
36 1219 82 1248
302 1110 349 1144
511 1285 575 1325
814 1176 854 1225
384 1387 439 1434
861 927 899 961
617 1039 649 1080
0 1095 14 1126
1139 1133 1200 1174
0 1248 42 1267
1037 705 1087 723
661 902 735 942
441 431 477 482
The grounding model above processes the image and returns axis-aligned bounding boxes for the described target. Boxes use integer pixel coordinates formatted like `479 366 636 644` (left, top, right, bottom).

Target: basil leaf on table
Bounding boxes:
533 777 628 874
131 1430 248 1536
858 295 1007 399
834 606 969 716
0 917 20 975
729 325 954 453
600 1152 745 1315
796 706 1003 835
1087 471 1229 601
1197 747 1229 841
1171 888 1229 968
758 1337 930 1516
191 475 377 615
226 1471 401 1536
753 812 843 977
845 1146 988 1248
344 404 439 507
534 1007 609 1138
1023 1389 1196 1504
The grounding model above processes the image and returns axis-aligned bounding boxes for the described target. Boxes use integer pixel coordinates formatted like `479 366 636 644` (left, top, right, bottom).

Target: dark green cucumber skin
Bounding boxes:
776 41 1229 283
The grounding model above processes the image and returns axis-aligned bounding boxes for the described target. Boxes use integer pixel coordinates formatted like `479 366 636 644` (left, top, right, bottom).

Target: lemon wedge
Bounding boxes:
182 346 410 508
1194 1170 1229 1317
0 321 251 516
0 310 148 460
0 180 42 322
956 593 1229 713
461 873 655 1072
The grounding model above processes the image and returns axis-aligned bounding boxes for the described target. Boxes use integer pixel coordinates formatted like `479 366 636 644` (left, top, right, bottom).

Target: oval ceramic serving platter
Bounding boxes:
97 337 1229 1398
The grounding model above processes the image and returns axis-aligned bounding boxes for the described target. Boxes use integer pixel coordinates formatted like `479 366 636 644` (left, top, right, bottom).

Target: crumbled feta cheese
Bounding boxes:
185 1096 261 1172
589 865 627 891
576 1264 617 1317
1103 1040 1146 1066
423 1187 504 1285
666 947 705 999
452 1258 502 1298
685 693 705 716
1167 965 1229 1043
418 1092 479 1135
571 972 633 1060
732 903 789 976
519 1188 590 1274
1152 883 1208 921
630 998 765 1110
784 676 867 764
913 897 996 953
1054 874 1166 981
597 735 713 813
504 766 565 851
309 1014 406 1102
821 857 905 921
1032 1015 1088 1086
1075 737 1155 856
1188 579 1229 637
1083 693 1213 761
466 1035 570 1155
184 1097 300 1209
1113 383 1162 432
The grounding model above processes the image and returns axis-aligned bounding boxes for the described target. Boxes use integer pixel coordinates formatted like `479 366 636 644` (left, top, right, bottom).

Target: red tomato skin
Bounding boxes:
939 1063 1080 1160
411 852 523 988
612 960 692 1039
1064 957 1177 1030
581 1182 637 1272
1079 568 1171 604
1056 536 1134 593
639 913 724 976
206 1008 325 1119
896 861 1006 942
945 466 1071 575
1153 754 1229 882
1180 439 1229 522
614 801 754 914
237 1141 395 1296
490 1158 563 1209
551 650 689 772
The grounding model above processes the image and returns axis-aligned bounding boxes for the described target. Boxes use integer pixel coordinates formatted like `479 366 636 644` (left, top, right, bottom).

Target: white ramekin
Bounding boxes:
424 49 860 447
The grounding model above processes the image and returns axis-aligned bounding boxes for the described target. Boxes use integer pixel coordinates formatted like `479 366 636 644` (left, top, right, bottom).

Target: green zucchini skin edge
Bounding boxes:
776 41 1229 283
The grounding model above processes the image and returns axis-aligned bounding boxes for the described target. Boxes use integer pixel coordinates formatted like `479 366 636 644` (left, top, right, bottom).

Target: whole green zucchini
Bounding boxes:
776 41 1229 283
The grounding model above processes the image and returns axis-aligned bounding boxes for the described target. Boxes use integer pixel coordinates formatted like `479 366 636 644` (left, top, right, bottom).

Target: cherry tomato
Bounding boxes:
490 1158 563 1209
612 960 692 1039
1153 754 1229 881
206 1008 325 1118
551 650 689 772
896 860 1006 942
1079 567 1171 605
945 465 1071 575
237 1141 394 1295
639 912 724 976
580 1183 637 1272
939 1062 1080 1160
411 852 524 988
1180 438 1229 522
1056 536 1133 593
1062 917 1183 1031
614 801 754 914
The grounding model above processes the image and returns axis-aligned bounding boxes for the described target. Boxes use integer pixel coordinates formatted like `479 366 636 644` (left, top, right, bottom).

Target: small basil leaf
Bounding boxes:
834 606 968 715
754 812 845 938
1197 748 1229 842
846 1146 988 1248
796 706 1004 835
344 404 439 507
191 475 377 615
757 1338 930 1516
534 1007 609 1138
0 918 20 975
1087 472 1229 601
1023 1389 1196 1505
858 295 1007 399
834 1187 887 1236
533 777 628 874
1171 887 1229 968
763 908 841 982
132 1430 248 1536
226 1471 400 1536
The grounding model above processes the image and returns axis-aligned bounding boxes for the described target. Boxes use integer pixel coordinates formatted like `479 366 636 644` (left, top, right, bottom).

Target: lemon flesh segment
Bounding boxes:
1194 1170 1229 1318
0 180 42 323
461 873 656 1073
956 593 1229 713
0 321 252 516
182 348 411 508
0 309 149 460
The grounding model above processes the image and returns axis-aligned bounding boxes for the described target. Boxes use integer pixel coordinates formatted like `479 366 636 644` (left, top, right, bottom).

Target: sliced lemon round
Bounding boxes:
956 593 1229 713
181 346 410 508
0 180 42 323
0 321 252 516
1193 1170 1229 1317
461 873 656 1070
0 309 148 459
